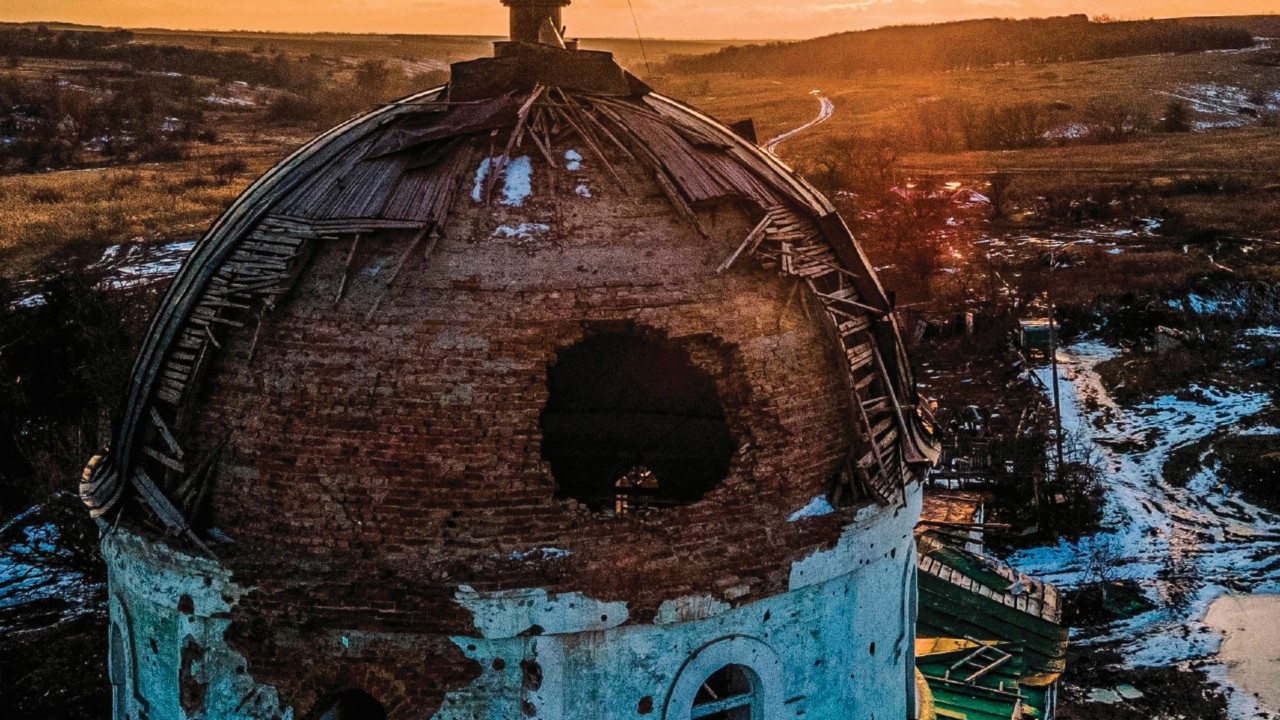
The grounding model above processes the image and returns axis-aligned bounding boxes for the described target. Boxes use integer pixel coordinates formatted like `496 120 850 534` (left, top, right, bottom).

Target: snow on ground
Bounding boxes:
1205 38 1274 55
1244 327 1280 339
1007 339 1280 718
1169 285 1280 320
492 222 551 243
89 238 197 290
204 94 256 107
8 238 197 309
1043 122 1093 141
976 219 1163 260
1157 80 1278 132
0 520 90 612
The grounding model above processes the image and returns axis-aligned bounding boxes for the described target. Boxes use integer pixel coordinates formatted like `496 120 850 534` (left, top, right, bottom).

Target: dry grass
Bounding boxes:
0 158 271 278
668 37 1280 147
4 23 1278 294
97 27 734 81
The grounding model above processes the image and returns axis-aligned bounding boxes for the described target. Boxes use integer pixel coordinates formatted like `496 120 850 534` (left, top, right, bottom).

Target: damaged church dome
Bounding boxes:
83 2 939 718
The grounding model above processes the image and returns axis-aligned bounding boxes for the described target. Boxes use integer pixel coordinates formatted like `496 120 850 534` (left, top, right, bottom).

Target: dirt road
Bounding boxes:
764 91 834 153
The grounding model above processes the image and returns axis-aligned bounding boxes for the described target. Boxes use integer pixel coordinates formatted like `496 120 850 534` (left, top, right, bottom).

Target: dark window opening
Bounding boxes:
305 689 388 720
109 623 128 720
541 333 736 515
693 664 758 720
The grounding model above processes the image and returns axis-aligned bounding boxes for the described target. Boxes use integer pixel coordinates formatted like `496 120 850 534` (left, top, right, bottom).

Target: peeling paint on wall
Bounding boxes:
426 486 922 720
454 586 630 639
103 530 291 720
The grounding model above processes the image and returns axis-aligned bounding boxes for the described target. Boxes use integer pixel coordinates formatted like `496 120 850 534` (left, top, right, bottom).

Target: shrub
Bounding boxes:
212 156 249 184
803 132 903 197
914 99 967 152
0 270 154 508
1158 99 1193 133
1084 98 1149 142
910 100 1048 152
963 103 1047 150
28 187 66 204
137 138 189 162
266 91 322 125
988 172 1014 220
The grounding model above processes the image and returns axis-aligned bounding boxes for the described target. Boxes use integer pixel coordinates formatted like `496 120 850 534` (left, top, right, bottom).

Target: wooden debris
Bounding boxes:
717 215 772 274
148 407 185 460
365 224 437 322
334 234 362 306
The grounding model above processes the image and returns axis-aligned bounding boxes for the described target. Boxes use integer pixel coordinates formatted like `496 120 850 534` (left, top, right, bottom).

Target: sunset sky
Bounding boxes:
0 0 1275 40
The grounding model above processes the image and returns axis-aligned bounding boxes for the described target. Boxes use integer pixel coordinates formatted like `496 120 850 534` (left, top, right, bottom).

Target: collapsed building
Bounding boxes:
80 1 941 718
913 498 1068 720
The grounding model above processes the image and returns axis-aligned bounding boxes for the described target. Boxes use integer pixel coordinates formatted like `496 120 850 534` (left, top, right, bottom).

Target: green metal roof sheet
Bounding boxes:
917 544 1069 676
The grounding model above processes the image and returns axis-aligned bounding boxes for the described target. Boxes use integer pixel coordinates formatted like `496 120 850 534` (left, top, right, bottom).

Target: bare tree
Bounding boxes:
988 172 1014 220
1081 534 1126 606
1157 100 1193 133
1085 97 1150 142
805 132 903 198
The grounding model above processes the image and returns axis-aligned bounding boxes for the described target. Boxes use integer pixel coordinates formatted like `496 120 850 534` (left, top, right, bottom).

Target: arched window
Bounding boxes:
691 665 759 720
541 333 736 515
306 689 388 720
665 638 782 720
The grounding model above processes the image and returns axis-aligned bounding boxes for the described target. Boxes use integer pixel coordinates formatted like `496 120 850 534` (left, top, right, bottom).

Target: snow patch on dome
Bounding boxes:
471 155 534 207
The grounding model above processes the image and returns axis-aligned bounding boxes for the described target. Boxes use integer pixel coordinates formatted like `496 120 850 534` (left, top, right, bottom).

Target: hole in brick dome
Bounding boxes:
303 689 387 720
541 333 736 516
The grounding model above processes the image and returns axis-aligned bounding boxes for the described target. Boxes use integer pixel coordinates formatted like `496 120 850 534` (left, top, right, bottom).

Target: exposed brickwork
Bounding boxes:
179 635 209 718
165 142 883 716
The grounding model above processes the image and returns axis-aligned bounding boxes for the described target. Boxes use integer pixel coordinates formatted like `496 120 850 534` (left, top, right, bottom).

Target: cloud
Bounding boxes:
813 0 896 12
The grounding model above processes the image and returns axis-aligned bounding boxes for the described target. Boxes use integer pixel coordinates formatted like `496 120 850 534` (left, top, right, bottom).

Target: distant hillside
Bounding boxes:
669 15 1255 77
1174 15 1280 38
0 22 732 75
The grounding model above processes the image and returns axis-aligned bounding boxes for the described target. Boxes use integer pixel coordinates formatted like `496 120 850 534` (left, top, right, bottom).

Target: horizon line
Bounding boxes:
0 11 1273 44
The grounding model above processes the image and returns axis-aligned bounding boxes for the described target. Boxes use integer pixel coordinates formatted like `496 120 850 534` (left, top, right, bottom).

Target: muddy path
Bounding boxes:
765 90 834 153
1008 337 1280 719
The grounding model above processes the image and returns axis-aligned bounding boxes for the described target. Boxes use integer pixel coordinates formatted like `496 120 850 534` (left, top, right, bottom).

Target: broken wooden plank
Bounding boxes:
334 233 362 306
365 224 437 322
143 446 186 474
717 215 772 274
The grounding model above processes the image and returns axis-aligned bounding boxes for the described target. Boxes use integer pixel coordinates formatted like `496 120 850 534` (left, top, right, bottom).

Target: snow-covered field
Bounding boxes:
12 238 197 308
89 238 197 289
1009 337 1280 718
0 517 96 622
1157 80 1280 132
976 218 1164 259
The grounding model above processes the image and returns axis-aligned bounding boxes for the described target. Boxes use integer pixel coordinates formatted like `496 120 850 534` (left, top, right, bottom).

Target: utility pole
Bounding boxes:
1048 254 1065 485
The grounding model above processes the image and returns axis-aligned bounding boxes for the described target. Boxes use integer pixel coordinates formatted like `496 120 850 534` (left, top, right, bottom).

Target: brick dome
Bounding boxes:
86 34 937 720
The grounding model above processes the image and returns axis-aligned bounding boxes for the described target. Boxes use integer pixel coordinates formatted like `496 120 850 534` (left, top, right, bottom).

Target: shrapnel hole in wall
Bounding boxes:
540 332 737 516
